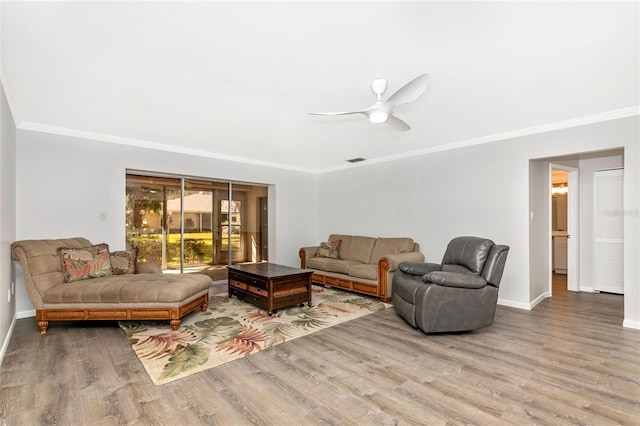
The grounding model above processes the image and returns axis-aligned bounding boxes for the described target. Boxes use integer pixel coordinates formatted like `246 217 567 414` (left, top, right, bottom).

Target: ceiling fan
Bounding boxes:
309 73 431 132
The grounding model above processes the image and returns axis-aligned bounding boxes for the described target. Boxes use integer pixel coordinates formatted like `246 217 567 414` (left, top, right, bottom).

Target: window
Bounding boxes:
126 173 268 277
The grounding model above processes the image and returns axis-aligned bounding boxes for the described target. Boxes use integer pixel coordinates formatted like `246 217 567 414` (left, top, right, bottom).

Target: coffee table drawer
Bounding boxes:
247 285 268 296
229 279 247 290
248 277 268 290
229 271 268 290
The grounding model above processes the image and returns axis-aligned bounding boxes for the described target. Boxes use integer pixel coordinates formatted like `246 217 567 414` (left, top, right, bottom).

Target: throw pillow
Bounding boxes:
59 243 113 283
315 239 341 259
110 248 138 275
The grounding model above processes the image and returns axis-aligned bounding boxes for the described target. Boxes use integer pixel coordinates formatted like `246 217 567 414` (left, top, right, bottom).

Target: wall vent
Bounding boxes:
346 157 366 163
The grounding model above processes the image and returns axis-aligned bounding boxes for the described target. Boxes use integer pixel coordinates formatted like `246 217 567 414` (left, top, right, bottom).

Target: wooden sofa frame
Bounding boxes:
299 249 396 302
34 295 209 334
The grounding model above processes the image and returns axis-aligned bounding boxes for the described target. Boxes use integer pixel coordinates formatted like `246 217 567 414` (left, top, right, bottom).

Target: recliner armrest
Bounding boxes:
422 271 487 289
399 262 441 276
380 251 426 272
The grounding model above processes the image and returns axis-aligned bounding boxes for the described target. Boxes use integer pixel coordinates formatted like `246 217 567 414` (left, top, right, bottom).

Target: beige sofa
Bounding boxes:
11 237 212 334
299 234 424 302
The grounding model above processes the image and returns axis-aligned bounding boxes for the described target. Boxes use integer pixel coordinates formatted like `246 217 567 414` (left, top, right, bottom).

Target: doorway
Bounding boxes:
530 149 624 306
549 164 579 295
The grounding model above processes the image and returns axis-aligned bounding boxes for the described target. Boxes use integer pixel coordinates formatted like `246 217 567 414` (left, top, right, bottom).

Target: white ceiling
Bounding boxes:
2 1 638 172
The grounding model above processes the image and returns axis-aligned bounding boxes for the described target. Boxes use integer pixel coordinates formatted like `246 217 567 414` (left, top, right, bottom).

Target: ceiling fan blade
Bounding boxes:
308 110 366 116
384 73 431 107
386 115 411 132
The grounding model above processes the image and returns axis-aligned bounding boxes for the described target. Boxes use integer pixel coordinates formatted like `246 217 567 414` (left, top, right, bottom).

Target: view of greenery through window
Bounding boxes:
126 173 268 273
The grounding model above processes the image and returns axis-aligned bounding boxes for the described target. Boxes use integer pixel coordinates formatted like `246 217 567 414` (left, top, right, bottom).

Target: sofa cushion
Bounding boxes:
42 273 212 305
110 249 138 275
307 257 361 274
328 234 353 260
345 236 376 264
315 240 341 259
348 263 378 281
370 237 414 262
59 243 113 283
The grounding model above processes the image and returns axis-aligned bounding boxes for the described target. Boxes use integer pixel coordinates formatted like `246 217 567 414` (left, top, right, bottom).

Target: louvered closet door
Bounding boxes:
594 168 624 294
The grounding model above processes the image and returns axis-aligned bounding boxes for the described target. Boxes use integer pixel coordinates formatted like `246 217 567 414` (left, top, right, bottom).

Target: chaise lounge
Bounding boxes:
11 237 212 334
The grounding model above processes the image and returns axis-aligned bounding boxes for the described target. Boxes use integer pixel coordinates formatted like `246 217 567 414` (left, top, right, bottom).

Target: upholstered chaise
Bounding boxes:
392 236 509 333
11 237 212 334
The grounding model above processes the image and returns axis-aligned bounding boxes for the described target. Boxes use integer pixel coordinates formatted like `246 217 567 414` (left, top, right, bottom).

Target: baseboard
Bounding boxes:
17 309 35 319
0 314 17 366
622 319 640 330
529 292 549 309
498 292 549 311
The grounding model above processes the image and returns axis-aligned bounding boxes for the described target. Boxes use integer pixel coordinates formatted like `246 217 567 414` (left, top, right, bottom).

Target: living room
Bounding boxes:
0 1 639 424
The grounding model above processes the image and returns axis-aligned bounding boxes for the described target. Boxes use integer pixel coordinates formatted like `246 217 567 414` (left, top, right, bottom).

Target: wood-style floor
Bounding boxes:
1 279 638 425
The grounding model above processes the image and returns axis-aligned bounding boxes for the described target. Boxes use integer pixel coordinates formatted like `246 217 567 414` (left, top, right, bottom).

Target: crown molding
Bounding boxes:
16 106 639 175
15 122 316 174
317 106 640 173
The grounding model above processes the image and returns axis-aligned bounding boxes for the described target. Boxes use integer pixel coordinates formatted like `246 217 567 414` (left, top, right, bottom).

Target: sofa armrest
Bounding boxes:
380 251 427 272
422 271 487 289
298 246 319 268
136 261 162 274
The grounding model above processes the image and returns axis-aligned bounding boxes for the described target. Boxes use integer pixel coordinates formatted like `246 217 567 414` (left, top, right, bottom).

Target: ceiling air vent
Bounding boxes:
346 158 366 163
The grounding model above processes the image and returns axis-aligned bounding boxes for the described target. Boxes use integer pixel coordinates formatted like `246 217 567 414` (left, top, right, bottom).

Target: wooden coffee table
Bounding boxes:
227 263 313 314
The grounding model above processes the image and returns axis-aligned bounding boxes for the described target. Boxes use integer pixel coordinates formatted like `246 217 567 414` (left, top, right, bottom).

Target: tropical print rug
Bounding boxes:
119 285 389 385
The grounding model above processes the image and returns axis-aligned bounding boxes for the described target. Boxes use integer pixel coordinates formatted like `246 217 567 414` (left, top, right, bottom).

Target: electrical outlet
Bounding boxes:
11 281 15 294
7 289 11 303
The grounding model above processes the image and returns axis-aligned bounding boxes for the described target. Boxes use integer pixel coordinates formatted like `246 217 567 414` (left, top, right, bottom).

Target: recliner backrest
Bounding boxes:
481 244 510 287
441 236 494 274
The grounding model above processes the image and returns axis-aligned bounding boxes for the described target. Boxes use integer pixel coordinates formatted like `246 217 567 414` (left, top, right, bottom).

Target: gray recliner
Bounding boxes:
392 236 509 333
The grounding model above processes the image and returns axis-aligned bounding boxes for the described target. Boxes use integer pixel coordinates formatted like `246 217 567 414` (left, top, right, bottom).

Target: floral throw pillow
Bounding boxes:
315 239 341 259
59 243 113 283
110 248 138 275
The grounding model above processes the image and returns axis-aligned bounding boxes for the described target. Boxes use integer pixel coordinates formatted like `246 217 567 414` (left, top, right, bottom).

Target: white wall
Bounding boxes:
318 116 639 327
0 81 17 362
14 129 319 315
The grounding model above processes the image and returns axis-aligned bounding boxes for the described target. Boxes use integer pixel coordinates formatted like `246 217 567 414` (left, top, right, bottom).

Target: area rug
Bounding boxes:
119 286 389 385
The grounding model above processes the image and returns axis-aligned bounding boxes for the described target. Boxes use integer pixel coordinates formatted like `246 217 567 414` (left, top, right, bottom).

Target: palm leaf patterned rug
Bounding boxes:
120 285 389 385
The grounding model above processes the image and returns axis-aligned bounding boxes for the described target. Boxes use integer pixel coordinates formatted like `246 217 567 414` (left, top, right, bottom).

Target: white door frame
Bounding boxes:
549 164 580 293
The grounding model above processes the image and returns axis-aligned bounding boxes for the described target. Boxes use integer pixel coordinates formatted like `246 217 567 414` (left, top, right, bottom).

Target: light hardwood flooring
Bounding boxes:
1 281 638 425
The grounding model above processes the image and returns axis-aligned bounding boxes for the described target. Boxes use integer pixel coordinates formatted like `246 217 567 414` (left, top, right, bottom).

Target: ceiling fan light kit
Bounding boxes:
309 73 431 132
369 112 389 123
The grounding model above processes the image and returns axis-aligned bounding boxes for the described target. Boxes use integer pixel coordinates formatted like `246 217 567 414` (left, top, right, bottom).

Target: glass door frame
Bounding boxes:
126 170 268 272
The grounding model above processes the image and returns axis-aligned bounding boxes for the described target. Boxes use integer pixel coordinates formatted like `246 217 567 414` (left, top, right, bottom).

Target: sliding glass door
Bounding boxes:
125 175 182 269
126 173 268 278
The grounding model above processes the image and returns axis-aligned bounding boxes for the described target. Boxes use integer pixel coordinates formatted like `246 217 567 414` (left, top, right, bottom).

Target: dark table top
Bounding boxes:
226 262 312 279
